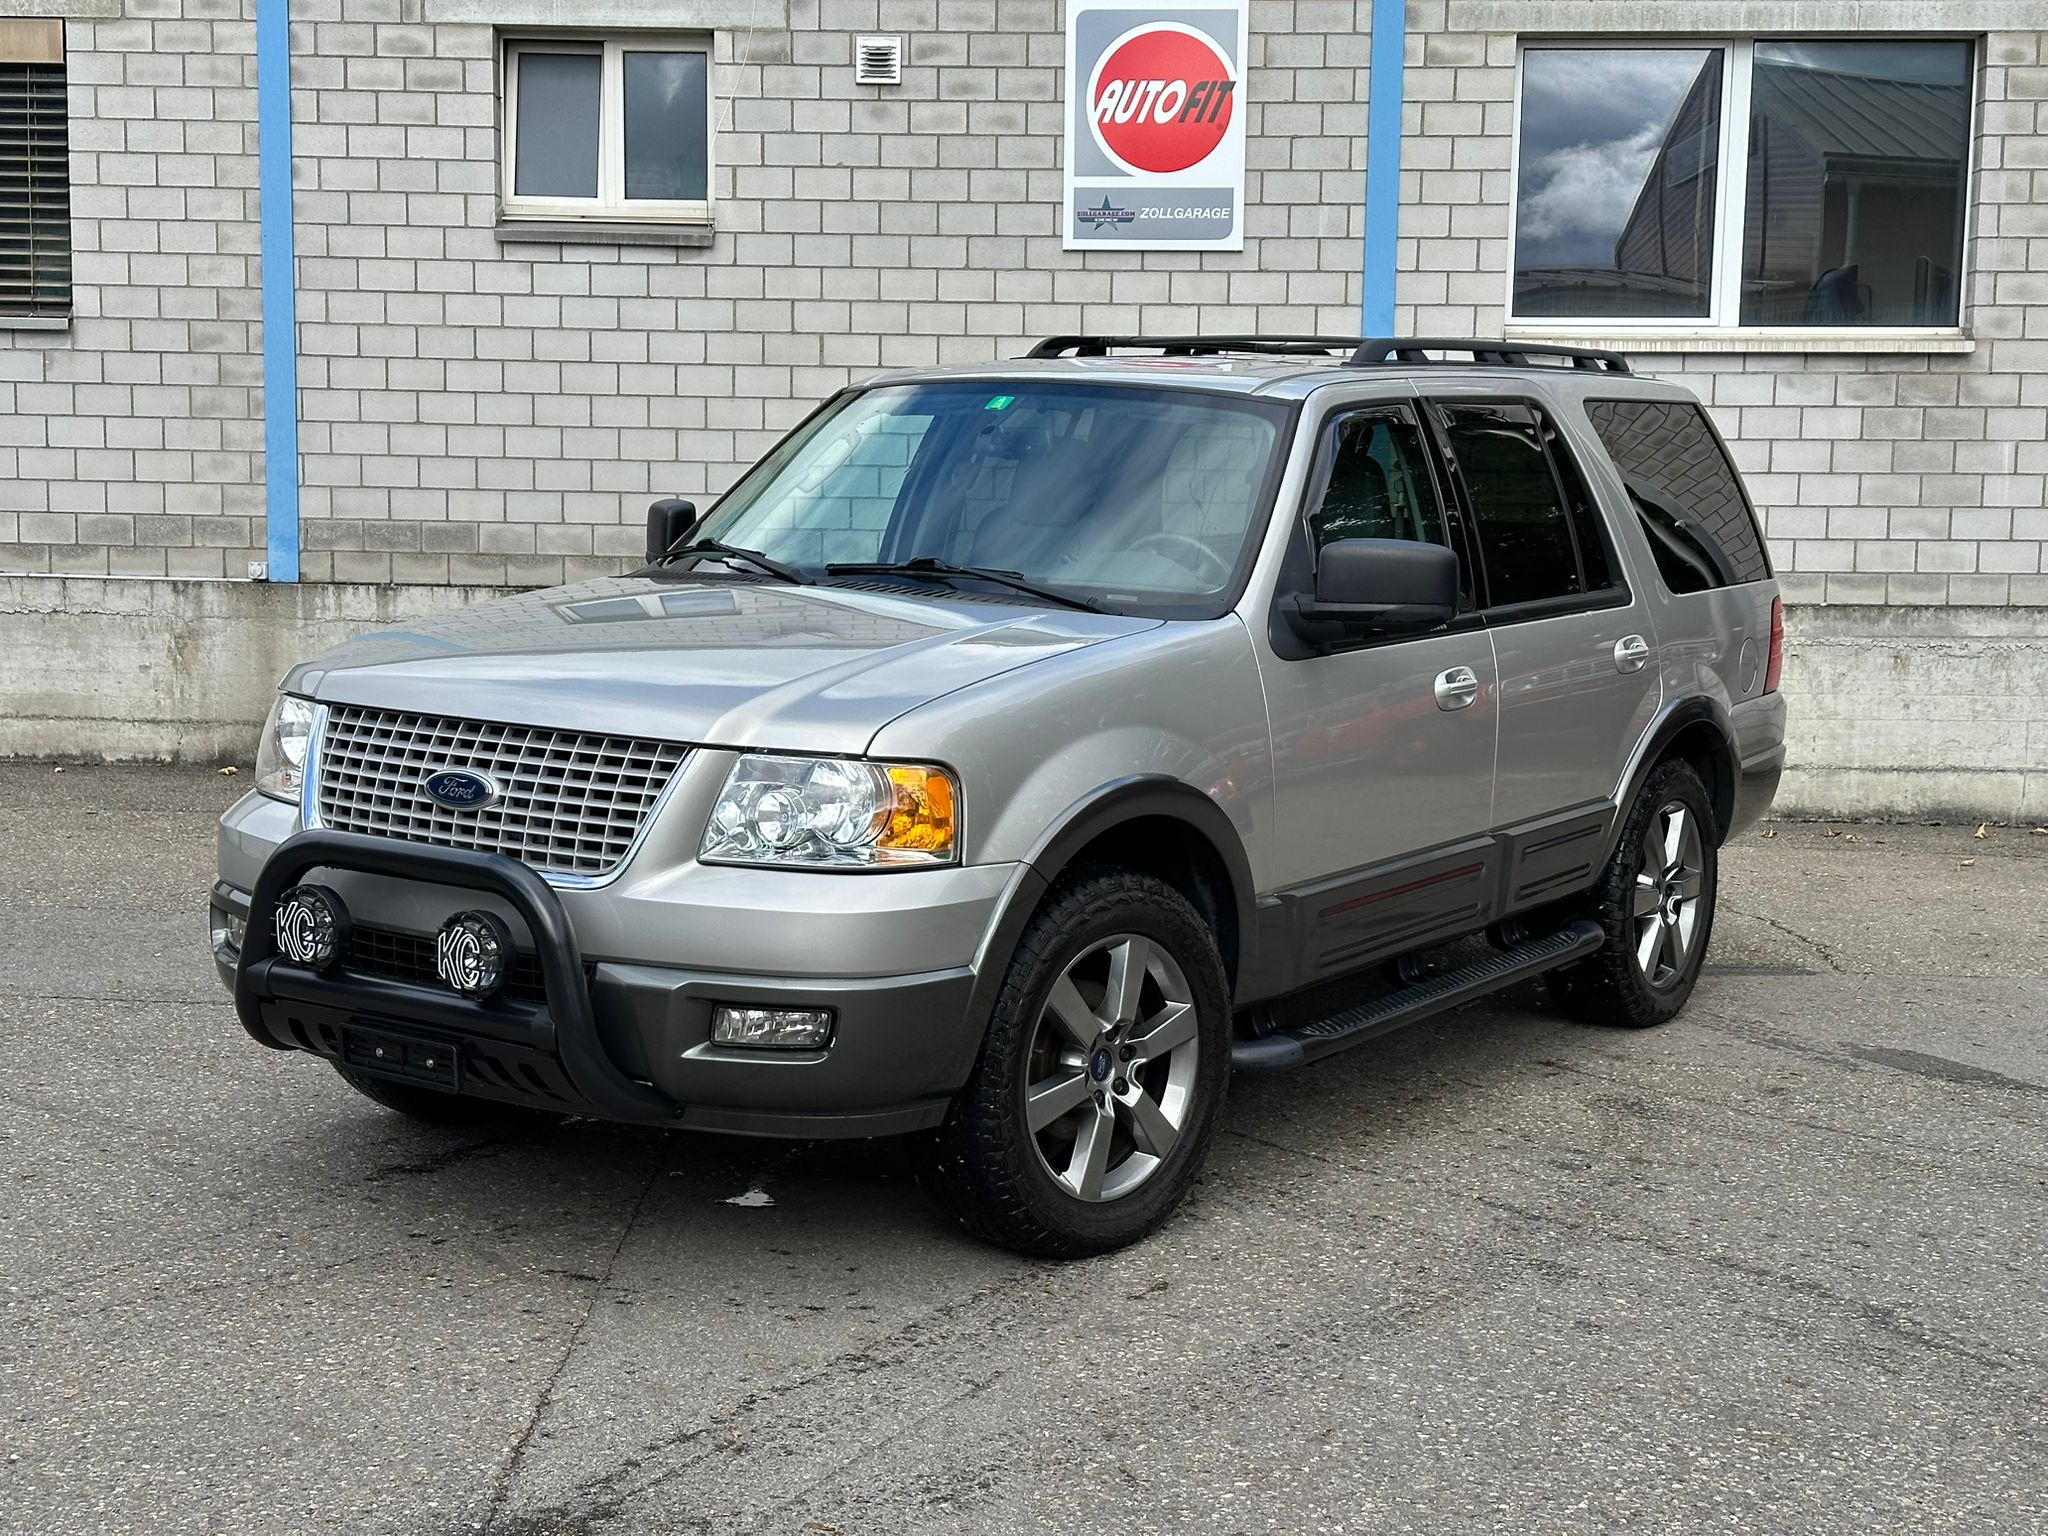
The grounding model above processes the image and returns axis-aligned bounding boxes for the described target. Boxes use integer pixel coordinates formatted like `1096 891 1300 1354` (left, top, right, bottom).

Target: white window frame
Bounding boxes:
1506 35 1978 346
499 34 714 226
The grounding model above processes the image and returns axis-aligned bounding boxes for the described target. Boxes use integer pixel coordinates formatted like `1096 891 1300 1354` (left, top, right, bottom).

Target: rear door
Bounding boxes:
1424 392 1662 842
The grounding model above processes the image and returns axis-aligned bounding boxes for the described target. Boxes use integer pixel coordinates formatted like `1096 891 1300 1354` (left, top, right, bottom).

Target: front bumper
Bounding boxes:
216 800 1015 1138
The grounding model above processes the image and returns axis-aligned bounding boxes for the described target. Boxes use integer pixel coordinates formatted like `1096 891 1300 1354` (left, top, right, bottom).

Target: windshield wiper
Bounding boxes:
652 537 811 585
825 557 1104 613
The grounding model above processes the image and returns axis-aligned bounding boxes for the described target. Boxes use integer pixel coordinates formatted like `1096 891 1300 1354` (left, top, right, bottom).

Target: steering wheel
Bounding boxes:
1130 532 1231 587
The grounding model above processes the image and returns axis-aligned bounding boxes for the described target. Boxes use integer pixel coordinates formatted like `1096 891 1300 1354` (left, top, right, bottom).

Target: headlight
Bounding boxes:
701 754 957 869
255 694 315 803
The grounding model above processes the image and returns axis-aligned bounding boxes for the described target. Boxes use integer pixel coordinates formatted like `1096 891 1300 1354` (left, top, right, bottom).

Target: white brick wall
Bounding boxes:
1 0 265 580
1396 2 2048 608
287 0 1365 584
2 0 2045 602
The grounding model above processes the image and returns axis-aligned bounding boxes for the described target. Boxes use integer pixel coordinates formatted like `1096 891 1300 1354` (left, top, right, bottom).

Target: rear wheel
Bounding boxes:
334 1065 564 1129
1548 757 1718 1028
926 867 1230 1258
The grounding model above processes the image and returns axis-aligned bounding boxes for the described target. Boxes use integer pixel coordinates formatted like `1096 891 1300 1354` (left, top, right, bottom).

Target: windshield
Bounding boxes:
694 381 1291 616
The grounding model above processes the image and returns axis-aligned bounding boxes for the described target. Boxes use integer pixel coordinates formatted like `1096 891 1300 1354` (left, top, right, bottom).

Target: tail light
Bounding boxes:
1762 597 1784 695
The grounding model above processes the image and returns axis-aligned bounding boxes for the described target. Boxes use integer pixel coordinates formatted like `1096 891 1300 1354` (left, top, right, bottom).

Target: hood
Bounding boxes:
285 574 1160 754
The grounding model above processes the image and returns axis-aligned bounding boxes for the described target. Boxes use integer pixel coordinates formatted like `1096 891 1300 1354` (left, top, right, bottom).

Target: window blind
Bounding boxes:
0 35 71 321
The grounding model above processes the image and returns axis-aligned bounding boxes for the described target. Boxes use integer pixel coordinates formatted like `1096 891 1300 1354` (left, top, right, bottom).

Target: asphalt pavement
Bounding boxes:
1 765 2043 1535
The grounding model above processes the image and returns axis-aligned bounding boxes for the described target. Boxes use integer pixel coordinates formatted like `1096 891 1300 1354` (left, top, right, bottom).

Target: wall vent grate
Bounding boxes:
855 35 902 86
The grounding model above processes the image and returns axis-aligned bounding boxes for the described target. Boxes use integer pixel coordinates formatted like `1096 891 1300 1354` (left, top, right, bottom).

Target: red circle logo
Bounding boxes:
1088 24 1236 176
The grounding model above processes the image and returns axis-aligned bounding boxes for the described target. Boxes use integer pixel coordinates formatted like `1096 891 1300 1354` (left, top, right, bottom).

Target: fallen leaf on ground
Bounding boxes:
2032 827 2047 837
1822 827 1841 838
1960 858 1977 867
1758 828 1777 838
1974 823 1989 839
217 765 238 776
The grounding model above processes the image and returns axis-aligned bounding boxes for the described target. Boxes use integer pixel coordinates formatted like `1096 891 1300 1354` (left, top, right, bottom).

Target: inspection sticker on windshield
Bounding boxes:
985 394 1015 411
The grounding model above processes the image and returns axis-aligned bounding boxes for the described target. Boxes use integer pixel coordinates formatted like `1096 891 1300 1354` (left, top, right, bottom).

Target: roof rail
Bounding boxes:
1346 337 1632 374
1025 335 1363 360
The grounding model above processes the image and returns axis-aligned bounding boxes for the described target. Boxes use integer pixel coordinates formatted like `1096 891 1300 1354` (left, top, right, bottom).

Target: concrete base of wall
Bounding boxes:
1 577 2042 820
1775 604 2047 823
0 576 512 764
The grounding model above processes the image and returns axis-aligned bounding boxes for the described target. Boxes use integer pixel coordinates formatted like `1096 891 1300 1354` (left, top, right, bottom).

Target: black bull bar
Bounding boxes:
234 828 681 1124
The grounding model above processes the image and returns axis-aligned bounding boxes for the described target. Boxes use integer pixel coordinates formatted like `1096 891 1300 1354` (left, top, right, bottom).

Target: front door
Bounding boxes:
1252 397 1501 986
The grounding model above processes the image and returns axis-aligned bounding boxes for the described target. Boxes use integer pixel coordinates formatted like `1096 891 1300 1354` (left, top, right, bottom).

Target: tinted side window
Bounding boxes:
1308 409 1449 551
1439 403 1602 608
1585 399 1771 591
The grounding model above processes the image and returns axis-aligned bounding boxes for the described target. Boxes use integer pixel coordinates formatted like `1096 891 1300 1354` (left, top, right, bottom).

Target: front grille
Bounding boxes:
346 922 556 1007
316 706 689 878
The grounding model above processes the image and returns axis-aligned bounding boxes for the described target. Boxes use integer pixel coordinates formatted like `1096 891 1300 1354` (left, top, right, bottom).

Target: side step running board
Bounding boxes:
1231 919 1606 1072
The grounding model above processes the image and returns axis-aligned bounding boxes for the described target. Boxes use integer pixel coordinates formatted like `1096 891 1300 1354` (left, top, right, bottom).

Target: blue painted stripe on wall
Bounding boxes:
1362 0 1406 335
256 0 300 582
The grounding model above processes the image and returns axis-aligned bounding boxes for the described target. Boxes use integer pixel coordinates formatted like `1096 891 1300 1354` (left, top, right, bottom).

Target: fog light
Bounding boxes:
273 884 348 971
435 910 514 999
710 1005 834 1051
210 907 248 962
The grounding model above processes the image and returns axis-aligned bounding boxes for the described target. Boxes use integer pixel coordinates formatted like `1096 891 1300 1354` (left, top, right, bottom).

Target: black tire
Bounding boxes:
926 866 1231 1259
1547 757 1719 1028
334 1065 564 1129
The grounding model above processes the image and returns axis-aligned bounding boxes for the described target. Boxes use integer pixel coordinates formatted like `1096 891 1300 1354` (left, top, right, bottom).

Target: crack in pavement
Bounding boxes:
1473 1193 2042 1379
481 1268 1049 1536
1842 1045 2045 1096
1721 902 1848 973
482 1147 667 1536
1483 1053 2048 1181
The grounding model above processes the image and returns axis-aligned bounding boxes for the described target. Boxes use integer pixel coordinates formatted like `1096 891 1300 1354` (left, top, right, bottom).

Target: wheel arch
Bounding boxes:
968 778 1258 1032
1614 699 1739 853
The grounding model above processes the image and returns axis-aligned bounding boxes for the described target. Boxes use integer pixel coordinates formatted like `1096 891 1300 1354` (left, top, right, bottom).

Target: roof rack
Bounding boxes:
1347 337 1632 374
1026 335 1362 360
1024 334 1631 375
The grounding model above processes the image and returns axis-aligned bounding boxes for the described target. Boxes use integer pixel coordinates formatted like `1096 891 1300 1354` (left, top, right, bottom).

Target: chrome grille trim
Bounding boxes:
313 705 690 880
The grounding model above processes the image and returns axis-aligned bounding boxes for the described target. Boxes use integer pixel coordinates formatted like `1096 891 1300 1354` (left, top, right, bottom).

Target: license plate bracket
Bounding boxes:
343 1024 462 1091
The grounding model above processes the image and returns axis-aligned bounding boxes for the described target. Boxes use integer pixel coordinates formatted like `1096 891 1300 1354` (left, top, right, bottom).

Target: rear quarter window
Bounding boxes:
1584 399 1771 591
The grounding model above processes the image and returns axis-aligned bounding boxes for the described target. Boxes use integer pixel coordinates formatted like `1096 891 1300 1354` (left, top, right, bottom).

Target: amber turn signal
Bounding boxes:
879 765 957 856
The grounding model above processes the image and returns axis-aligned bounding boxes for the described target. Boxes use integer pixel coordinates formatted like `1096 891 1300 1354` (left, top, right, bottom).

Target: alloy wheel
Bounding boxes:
1632 800 1706 988
1023 933 1202 1203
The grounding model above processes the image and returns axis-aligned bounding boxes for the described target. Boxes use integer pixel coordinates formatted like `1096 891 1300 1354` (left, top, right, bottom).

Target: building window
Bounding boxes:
1513 39 1974 331
500 37 711 223
0 19 71 322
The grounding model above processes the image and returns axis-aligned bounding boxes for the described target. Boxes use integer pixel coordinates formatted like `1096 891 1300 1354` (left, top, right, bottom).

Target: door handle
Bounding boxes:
1613 634 1652 673
1433 665 1480 711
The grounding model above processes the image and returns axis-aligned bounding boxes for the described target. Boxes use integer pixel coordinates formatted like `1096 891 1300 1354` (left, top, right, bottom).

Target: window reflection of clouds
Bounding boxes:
1757 40 1967 85
624 51 708 201
1516 49 1712 271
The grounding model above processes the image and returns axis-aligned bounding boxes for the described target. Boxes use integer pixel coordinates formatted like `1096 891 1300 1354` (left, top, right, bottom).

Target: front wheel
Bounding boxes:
926 867 1231 1258
1547 757 1719 1028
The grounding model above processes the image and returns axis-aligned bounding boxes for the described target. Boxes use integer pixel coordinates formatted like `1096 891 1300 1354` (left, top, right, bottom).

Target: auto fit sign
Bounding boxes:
1063 0 1249 251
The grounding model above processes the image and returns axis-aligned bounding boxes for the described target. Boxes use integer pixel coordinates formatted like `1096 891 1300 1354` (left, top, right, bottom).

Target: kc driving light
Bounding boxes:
255 694 316 803
273 884 349 971
700 755 957 869
435 910 514 999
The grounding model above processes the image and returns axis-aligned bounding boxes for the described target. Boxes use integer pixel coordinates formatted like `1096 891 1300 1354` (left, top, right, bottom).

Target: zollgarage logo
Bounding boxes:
1064 0 1247 251
1088 23 1236 176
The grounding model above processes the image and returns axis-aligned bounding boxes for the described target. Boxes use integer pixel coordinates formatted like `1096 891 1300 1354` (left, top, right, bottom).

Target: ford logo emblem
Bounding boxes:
422 768 499 811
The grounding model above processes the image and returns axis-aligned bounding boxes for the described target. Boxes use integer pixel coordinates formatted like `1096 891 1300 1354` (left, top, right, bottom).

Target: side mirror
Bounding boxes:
1288 538 1459 638
646 497 699 563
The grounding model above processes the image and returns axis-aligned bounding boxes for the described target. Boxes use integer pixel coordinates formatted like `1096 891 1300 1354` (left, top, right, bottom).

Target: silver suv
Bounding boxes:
212 336 1786 1256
